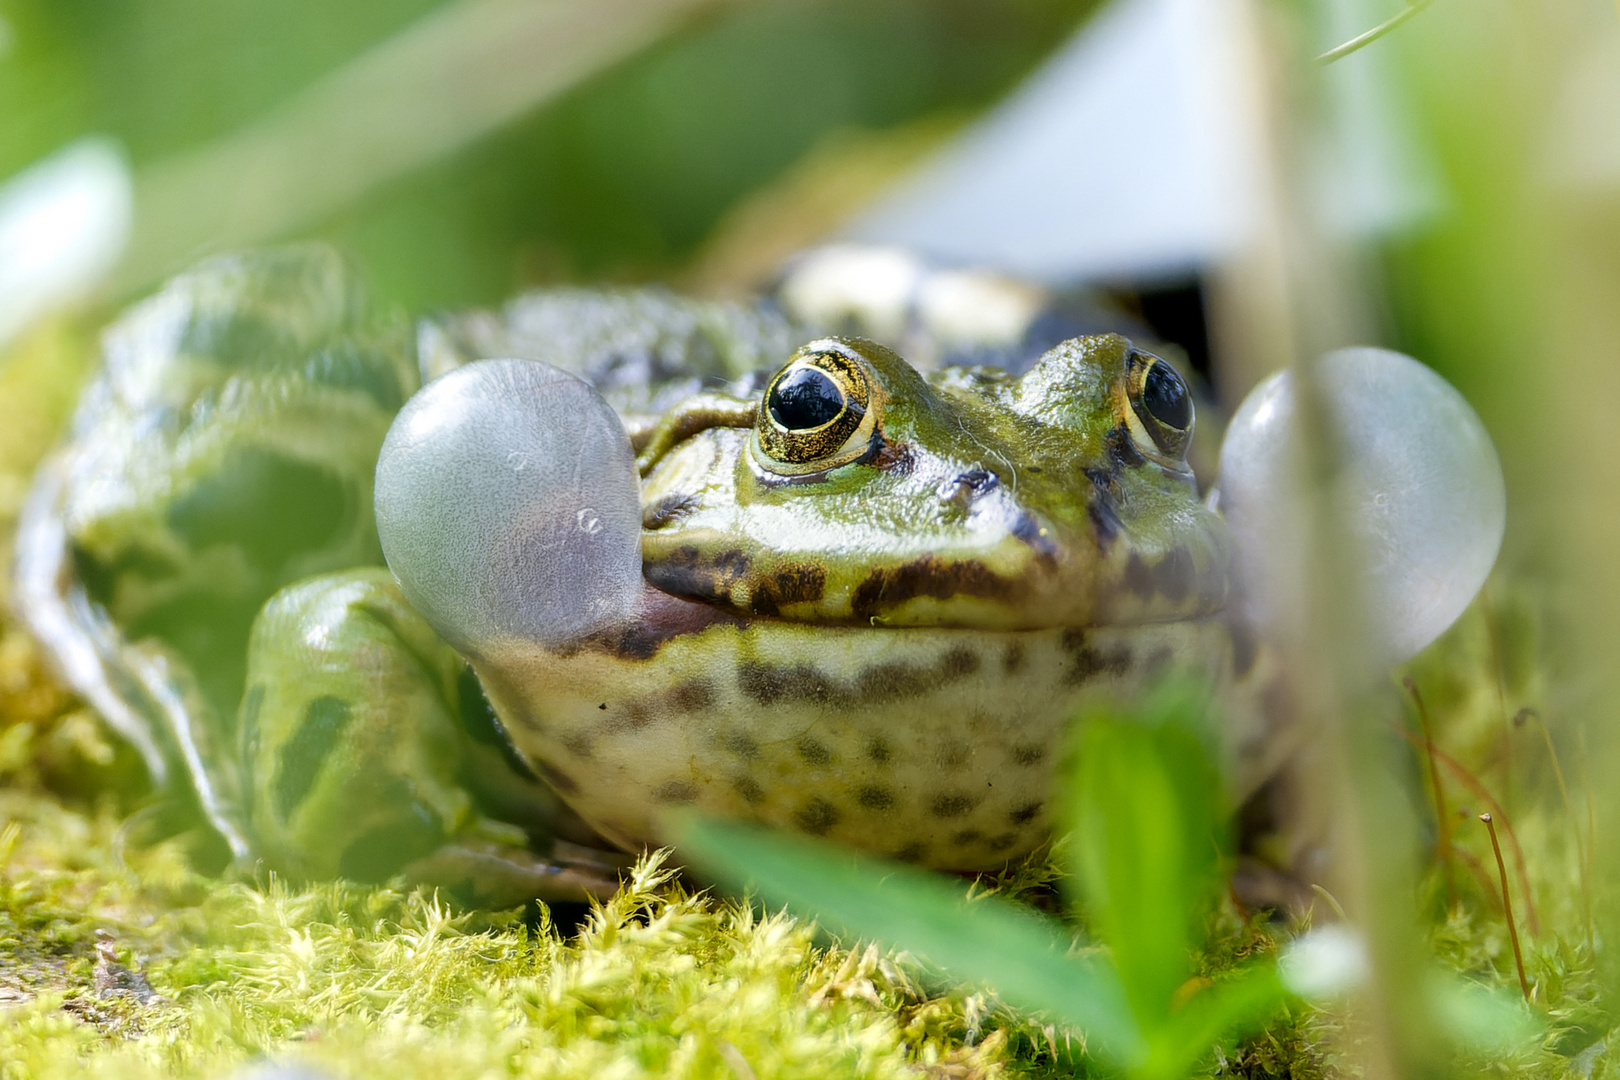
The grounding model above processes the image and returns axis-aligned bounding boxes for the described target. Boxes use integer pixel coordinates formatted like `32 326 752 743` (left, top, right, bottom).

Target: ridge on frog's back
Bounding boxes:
378 334 1237 871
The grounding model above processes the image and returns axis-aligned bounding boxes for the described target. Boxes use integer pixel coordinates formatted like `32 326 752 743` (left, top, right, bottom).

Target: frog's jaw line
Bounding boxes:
375 358 646 658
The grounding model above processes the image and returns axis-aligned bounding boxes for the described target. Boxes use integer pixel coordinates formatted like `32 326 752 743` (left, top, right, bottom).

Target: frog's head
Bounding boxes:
374 336 1227 663
638 335 1227 630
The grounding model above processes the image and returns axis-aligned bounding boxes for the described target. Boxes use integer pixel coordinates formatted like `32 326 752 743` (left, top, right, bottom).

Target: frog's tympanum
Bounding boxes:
19 246 1491 904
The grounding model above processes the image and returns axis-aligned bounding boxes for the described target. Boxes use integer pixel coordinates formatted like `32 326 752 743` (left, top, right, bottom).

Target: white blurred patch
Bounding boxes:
1279 924 1370 1000
853 0 1436 286
0 138 133 349
777 244 922 341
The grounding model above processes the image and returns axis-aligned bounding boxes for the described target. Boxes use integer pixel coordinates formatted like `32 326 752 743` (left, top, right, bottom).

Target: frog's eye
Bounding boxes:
754 344 882 475
1124 350 1194 465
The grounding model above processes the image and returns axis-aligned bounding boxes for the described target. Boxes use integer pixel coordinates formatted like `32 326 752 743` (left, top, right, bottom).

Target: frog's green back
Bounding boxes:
61 246 417 720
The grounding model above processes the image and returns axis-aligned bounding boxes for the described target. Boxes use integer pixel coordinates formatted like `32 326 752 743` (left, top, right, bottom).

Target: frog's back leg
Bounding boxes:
15 456 253 859
17 246 418 865
242 568 624 904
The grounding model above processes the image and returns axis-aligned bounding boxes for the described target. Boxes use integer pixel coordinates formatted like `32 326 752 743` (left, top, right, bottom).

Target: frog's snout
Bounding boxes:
374 358 645 660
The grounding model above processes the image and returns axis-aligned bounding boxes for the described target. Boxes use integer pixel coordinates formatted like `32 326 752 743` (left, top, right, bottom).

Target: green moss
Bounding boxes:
0 800 1023 1080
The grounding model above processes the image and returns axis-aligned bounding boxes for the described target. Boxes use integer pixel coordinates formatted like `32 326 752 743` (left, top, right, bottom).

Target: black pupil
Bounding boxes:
768 367 845 430
1142 362 1192 430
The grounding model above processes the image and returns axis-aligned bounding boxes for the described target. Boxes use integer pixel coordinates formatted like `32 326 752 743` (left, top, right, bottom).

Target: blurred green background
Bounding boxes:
0 0 1092 307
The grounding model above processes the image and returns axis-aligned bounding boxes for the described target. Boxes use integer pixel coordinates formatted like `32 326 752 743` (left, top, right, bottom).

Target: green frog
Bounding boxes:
17 245 1273 903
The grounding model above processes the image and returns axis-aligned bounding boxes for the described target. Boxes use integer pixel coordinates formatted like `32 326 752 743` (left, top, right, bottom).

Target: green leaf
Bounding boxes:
1426 970 1542 1054
675 814 1146 1068
1151 964 1293 1080
1063 681 1229 1033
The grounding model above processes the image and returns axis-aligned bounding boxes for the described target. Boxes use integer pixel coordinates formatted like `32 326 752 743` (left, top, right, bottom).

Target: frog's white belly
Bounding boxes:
475 617 1234 871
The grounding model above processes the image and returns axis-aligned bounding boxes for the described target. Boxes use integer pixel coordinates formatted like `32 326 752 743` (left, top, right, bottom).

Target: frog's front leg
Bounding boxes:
241 568 625 904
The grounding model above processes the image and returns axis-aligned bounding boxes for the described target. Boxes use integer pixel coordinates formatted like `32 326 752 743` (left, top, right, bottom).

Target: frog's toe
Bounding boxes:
375 359 643 660
401 837 631 906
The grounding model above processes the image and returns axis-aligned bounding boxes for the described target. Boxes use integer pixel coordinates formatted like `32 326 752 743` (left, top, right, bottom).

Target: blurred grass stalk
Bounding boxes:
1208 1 1429 1073
1214 0 1620 1073
110 0 734 296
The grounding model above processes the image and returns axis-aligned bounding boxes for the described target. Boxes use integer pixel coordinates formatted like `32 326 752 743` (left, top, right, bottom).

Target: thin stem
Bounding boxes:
1393 727 1542 935
1520 707 1593 950
1481 813 1530 1000
1310 883 1350 922
1316 1 1432 64
1482 592 1514 815
1405 677 1456 909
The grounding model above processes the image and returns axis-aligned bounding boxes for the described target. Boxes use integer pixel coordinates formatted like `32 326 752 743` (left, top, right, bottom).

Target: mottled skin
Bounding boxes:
20 247 1253 896
450 335 1237 870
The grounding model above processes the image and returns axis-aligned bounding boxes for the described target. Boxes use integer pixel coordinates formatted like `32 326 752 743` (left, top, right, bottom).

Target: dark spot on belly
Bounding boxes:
857 786 895 811
893 842 927 863
733 775 764 804
561 732 594 759
793 798 841 835
866 737 893 765
796 737 832 765
850 555 1021 621
935 740 971 770
988 831 1019 850
1061 631 1134 686
273 695 353 822
533 759 580 795
950 829 984 846
1002 643 1026 675
1010 743 1046 766
739 647 982 708
671 678 714 713
1009 801 1042 825
722 732 761 760
654 779 699 804
1147 645 1175 675
930 793 978 819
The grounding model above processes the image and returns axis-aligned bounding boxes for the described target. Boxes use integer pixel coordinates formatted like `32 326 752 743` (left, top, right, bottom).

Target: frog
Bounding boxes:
14 243 1282 902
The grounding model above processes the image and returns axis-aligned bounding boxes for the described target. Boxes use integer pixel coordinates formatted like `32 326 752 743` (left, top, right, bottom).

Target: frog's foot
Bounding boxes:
402 835 632 907
373 358 645 662
15 456 254 863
